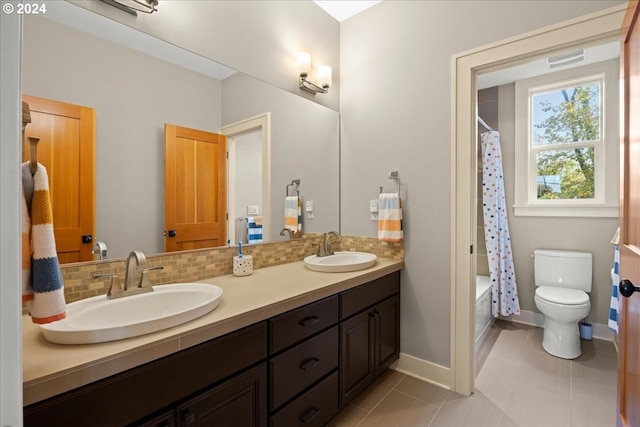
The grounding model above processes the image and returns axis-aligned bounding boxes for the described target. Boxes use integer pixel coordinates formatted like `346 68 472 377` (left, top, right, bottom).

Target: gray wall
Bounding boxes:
339 0 623 367
0 7 23 426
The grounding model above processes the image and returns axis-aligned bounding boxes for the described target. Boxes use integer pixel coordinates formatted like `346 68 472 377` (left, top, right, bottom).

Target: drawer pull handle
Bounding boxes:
299 357 320 370
299 316 320 326
299 406 320 423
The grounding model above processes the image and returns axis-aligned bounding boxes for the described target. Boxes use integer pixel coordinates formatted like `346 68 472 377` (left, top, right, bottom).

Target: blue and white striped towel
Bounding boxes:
608 245 619 333
247 216 263 244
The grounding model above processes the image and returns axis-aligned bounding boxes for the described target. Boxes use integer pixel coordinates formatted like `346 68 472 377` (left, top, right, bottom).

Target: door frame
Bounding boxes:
451 4 625 395
220 113 271 243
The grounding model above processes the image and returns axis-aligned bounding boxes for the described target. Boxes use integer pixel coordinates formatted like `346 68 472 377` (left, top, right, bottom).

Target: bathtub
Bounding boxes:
475 275 494 350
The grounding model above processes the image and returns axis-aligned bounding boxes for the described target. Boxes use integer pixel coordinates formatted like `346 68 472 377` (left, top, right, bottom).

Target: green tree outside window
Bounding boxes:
532 83 600 200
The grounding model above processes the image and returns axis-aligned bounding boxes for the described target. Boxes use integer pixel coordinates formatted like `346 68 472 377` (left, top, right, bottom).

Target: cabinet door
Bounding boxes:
373 295 400 376
178 364 267 427
133 410 176 427
339 310 374 407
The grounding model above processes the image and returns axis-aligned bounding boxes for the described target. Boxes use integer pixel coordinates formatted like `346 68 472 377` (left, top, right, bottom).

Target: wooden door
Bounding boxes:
164 124 226 252
22 95 95 263
618 1 640 426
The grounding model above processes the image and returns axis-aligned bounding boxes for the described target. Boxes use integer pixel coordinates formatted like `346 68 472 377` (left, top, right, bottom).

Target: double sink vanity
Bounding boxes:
23 253 403 426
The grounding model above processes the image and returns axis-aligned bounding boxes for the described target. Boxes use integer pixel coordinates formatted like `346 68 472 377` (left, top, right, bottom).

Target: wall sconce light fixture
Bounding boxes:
100 0 159 16
297 52 332 95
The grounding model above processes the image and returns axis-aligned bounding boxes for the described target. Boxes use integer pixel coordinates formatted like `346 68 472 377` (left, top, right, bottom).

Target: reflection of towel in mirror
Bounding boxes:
284 196 299 233
378 193 403 242
248 216 263 244
21 163 66 324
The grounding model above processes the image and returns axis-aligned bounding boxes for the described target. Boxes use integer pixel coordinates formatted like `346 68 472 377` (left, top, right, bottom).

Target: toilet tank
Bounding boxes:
534 249 592 292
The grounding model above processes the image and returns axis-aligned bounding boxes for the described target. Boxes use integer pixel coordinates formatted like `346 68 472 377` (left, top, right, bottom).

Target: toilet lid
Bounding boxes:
536 286 589 305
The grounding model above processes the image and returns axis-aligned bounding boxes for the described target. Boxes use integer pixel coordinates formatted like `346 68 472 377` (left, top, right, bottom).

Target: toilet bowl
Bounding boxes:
534 287 590 359
533 249 592 359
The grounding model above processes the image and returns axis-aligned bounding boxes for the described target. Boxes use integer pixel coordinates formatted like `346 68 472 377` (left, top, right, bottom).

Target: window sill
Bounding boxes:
513 204 619 218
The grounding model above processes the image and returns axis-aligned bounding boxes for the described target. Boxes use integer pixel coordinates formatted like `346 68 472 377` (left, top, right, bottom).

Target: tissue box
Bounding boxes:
233 255 253 276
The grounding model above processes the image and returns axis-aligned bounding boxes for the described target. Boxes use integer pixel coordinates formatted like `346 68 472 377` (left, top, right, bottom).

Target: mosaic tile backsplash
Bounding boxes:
29 235 403 309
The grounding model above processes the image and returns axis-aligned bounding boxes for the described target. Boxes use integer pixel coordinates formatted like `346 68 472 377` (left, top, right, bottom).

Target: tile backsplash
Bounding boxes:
27 234 403 309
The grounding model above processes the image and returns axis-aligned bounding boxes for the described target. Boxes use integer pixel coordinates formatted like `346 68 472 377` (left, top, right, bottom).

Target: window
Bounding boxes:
514 60 619 217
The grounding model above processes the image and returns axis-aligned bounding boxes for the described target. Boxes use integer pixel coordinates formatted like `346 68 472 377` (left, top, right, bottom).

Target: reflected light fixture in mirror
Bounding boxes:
100 0 158 15
297 52 332 94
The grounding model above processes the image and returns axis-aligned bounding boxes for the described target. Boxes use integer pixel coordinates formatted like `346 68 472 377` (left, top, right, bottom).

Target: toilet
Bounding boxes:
533 249 592 359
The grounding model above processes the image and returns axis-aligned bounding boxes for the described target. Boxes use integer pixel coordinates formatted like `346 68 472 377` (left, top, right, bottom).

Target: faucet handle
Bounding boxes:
93 274 122 298
140 266 164 288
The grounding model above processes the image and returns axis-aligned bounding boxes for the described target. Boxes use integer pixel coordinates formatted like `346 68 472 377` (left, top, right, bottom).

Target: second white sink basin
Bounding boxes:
304 251 377 273
39 283 223 345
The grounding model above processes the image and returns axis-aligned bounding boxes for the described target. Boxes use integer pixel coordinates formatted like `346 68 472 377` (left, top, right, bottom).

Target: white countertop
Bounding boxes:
23 258 403 406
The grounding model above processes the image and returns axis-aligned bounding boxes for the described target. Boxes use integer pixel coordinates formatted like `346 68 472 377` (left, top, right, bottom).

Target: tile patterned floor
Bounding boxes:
328 320 618 427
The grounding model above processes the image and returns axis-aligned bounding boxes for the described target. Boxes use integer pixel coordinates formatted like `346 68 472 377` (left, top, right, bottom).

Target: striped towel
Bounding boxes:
247 216 263 244
378 193 403 242
608 245 619 333
22 163 66 324
284 196 301 234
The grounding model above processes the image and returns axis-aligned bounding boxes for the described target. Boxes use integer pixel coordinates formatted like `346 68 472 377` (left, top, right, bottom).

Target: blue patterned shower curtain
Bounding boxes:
481 131 520 317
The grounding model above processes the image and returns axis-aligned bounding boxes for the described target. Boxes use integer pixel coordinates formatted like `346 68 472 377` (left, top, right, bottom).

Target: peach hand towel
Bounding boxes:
378 193 403 242
284 196 299 233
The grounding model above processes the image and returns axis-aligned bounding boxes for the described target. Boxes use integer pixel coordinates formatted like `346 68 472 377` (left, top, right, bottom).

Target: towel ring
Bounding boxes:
286 179 301 197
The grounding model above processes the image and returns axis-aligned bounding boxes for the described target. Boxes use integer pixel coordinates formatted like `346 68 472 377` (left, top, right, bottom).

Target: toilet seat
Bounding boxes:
535 286 589 306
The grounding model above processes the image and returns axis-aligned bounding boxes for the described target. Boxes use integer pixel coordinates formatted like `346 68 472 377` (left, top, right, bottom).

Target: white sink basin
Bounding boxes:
304 251 377 273
39 283 223 345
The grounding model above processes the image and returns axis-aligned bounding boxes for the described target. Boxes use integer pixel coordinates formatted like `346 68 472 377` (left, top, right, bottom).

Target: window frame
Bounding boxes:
514 60 619 217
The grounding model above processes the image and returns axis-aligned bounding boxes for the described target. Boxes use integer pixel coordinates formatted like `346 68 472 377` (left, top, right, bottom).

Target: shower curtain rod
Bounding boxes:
477 115 493 132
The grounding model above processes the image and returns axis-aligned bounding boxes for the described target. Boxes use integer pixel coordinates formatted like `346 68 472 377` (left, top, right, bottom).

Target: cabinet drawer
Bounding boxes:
270 371 339 427
269 295 338 353
270 326 339 410
340 272 400 319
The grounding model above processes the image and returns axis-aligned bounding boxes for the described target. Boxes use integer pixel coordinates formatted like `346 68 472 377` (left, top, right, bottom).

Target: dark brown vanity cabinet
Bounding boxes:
339 272 400 407
23 322 268 427
268 295 340 427
23 271 400 427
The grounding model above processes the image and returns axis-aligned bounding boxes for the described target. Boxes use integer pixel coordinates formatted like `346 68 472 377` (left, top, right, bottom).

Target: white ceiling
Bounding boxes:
313 1 382 22
477 41 620 89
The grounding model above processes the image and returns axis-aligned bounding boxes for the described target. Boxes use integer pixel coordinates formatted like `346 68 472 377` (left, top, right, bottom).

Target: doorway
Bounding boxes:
220 113 271 244
451 5 625 395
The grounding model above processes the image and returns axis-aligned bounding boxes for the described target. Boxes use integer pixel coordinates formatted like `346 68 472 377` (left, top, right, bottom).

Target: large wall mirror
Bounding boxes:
22 2 340 260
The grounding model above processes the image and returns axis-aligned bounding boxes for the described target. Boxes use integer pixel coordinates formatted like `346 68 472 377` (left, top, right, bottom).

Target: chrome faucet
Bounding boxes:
317 231 340 257
124 250 147 291
280 228 294 239
92 241 108 260
93 250 163 300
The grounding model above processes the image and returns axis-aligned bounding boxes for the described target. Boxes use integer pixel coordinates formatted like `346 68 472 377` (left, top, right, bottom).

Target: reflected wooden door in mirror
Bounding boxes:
164 124 227 252
22 94 96 263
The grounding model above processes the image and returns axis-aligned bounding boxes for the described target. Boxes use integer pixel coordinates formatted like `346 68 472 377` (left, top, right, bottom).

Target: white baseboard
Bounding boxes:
499 309 615 341
390 353 452 390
